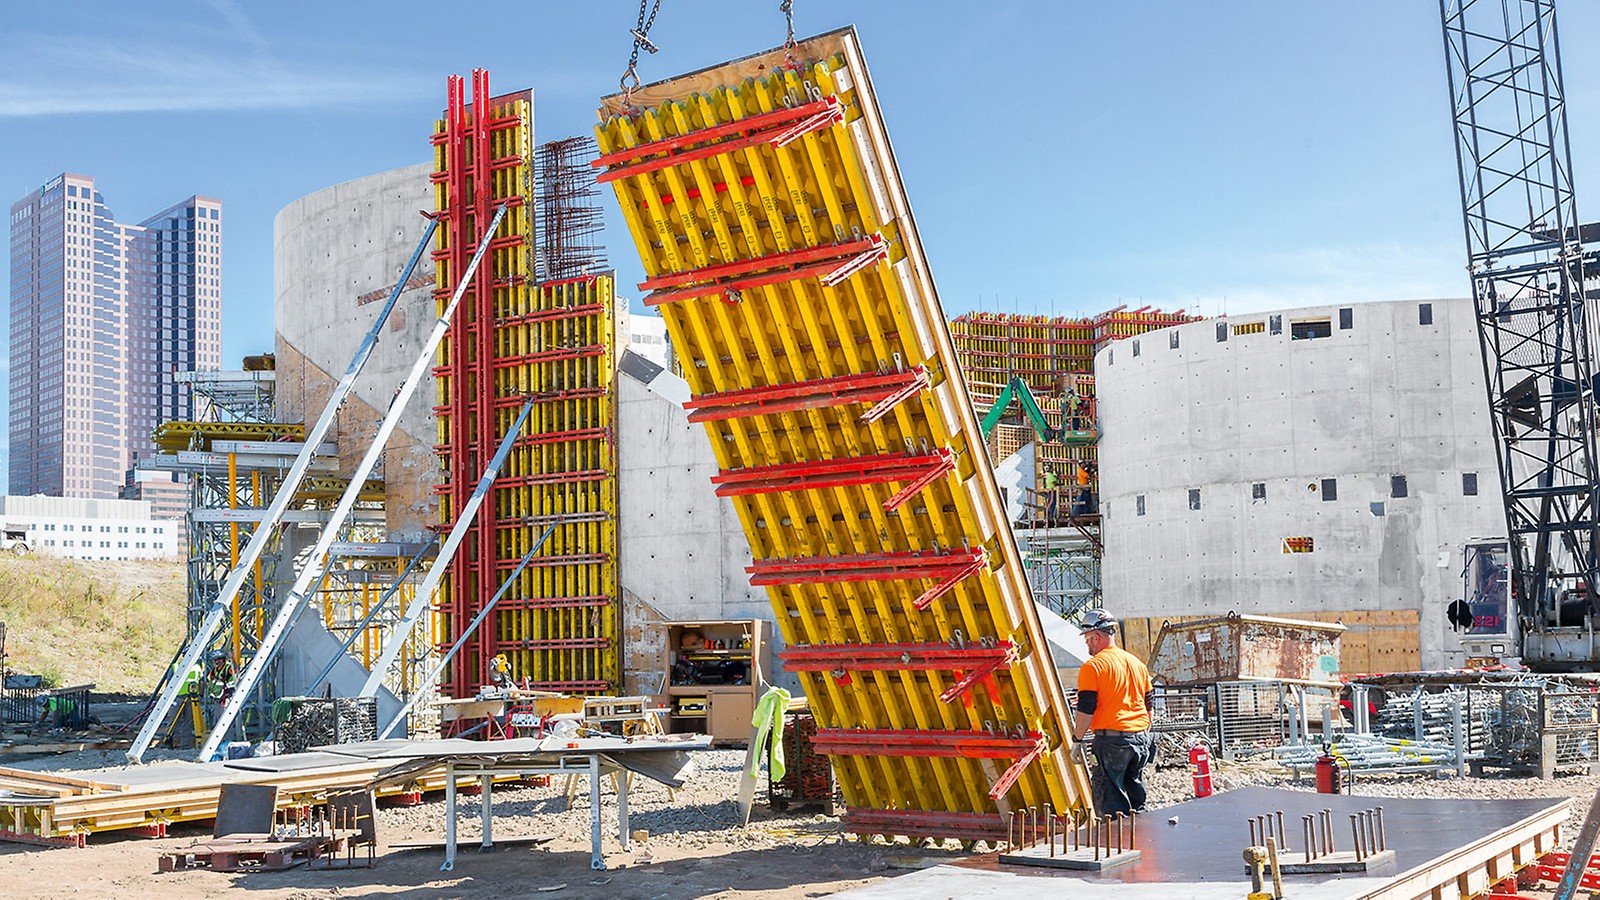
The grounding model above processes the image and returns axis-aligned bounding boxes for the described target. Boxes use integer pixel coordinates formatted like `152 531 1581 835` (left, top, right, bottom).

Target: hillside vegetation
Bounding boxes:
0 557 185 693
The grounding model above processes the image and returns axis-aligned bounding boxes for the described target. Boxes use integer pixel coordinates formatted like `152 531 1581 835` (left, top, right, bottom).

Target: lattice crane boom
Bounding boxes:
1440 0 1600 665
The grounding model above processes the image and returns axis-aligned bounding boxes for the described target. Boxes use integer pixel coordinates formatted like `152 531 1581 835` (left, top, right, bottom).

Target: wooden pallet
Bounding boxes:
158 834 340 872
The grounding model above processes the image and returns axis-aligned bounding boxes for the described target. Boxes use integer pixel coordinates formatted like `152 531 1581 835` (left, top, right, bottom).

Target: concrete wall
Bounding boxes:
273 164 783 691
615 364 791 689
1095 298 1504 670
273 162 440 540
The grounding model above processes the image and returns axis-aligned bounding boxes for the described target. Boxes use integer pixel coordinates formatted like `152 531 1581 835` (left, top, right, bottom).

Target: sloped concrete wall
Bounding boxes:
1096 298 1503 670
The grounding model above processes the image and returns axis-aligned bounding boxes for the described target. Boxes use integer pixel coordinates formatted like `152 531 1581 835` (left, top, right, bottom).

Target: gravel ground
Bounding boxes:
4 745 1599 899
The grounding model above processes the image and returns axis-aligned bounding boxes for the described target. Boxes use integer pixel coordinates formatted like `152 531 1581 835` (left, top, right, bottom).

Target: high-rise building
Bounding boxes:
128 196 223 466
7 173 221 498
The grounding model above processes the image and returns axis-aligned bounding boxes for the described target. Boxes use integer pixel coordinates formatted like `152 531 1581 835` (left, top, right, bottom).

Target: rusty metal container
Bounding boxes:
1146 614 1344 685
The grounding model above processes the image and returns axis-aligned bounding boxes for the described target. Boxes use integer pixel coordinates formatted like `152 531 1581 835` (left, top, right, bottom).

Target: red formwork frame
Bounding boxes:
430 69 529 701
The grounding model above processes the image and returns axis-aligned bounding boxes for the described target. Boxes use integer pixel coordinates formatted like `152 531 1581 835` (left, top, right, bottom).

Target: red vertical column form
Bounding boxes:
469 68 499 696
442 73 477 701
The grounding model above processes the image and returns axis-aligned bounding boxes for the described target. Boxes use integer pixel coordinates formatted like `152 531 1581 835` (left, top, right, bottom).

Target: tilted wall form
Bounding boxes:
595 29 1091 839
432 71 621 701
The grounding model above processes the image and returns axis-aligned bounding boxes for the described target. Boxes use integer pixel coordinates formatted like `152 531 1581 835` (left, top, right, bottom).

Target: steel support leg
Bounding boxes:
442 764 457 872
590 755 605 870
481 774 493 851
618 767 631 850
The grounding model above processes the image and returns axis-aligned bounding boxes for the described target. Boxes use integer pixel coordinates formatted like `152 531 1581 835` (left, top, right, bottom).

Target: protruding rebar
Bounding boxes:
1072 814 1080 851
1364 810 1377 855
1129 810 1136 849
1092 814 1100 861
1275 811 1286 850
1376 806 1386 851
1350 814 1364 862
1103 815 1112 856
1006 810 1016 852
1302 815 1313 862
1115 813 1123 853
1249 818 1259 846
1322 809 1335 853
1045 804 1055 857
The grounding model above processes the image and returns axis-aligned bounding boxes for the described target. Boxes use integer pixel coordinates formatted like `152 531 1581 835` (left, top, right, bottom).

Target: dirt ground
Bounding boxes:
1 750 1597 899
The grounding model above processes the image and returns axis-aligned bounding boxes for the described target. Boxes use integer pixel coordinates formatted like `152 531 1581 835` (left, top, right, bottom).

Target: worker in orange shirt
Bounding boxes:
1071 609 1154 814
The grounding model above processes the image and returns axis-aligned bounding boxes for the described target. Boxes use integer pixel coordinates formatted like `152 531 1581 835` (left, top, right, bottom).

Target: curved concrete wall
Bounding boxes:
1095 298 1503 669
274 162 440 538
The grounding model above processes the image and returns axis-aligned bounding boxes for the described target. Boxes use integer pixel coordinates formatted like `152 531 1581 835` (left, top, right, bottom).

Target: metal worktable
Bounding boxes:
365 735 707 871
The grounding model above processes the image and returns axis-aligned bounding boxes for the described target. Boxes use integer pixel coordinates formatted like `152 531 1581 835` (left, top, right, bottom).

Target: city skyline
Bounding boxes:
5 2 1600 492
7 172 220 498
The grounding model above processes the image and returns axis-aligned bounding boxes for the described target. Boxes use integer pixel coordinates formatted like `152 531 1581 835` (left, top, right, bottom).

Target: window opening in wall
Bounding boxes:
1170 331 1180 349
1252 482 1267 500
1391 475 1408 498
1133 339 1141 357
1136 495 1146 516
1321 478 1338 500
1291 319 1333 340
1463 472 1478 496
1269 314 1282 335
1371 502 1386 517
1188 489 1201 510
1216 321 1228 342
1339 307 1353 330
1232 321 1266 336
1419 303 1433 325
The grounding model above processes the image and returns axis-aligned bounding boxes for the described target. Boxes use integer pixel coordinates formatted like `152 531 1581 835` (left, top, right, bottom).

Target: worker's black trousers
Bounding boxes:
1091 730 1154 815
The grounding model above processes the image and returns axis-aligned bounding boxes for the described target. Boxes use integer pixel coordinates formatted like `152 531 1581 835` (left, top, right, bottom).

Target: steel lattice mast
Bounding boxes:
1440 0 1600 650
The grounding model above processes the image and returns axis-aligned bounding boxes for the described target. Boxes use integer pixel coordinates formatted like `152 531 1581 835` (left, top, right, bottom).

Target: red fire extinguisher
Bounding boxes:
1315 751 1343 795
1189 743 1214 798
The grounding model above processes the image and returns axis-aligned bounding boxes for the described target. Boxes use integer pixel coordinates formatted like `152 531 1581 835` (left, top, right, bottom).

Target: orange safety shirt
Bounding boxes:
1077 645 1152 732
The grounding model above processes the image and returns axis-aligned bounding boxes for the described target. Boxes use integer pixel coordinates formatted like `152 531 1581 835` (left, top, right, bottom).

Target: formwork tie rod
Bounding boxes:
780 639 1017 705
592 95 844 183
747 547 987 610
640 235 887 307
682 366 928 424
812 728 1047 800
712 449 955 512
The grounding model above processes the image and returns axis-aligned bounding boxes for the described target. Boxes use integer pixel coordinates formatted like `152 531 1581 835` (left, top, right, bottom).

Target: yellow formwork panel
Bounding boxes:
151 421 305 453
596 28 1092 840
431 79 621 698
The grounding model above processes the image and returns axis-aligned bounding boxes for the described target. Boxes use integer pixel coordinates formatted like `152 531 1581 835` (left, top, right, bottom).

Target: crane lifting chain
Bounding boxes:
620 0 665 100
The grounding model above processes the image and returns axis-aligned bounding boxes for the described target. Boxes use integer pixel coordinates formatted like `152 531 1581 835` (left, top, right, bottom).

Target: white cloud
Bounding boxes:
0 33 428 117
1088 240 1467 319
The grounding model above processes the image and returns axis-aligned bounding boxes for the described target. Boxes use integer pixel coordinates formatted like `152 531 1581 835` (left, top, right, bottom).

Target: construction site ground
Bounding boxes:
0 748 1597 898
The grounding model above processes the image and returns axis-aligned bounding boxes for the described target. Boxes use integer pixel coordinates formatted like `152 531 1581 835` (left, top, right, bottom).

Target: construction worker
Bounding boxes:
1072 461 1094 517
1071 609 1154 815
1041 466 1060 522
204 648 237 705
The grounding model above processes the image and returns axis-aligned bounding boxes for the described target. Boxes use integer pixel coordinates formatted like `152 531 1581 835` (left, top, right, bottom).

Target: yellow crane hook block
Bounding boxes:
595 26 1092 840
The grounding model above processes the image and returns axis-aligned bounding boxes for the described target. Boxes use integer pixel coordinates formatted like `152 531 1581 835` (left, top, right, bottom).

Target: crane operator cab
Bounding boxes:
1448 539 1513 667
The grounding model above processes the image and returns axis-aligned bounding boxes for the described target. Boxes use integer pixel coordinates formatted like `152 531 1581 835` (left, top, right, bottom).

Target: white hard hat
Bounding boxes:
1078 609 1118 635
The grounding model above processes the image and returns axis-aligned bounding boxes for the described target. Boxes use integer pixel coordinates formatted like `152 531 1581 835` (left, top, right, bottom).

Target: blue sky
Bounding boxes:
3 1 1600 482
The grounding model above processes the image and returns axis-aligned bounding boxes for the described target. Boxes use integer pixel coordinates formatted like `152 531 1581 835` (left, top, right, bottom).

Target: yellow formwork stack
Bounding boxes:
432 70 621 701
596 28 1091 840
492 276 619 692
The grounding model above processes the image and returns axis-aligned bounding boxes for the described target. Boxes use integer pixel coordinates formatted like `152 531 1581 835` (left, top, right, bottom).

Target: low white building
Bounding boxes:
0 495 180 561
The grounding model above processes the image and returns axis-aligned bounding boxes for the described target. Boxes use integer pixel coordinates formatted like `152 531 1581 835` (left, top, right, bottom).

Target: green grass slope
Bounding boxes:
0 557 186 693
